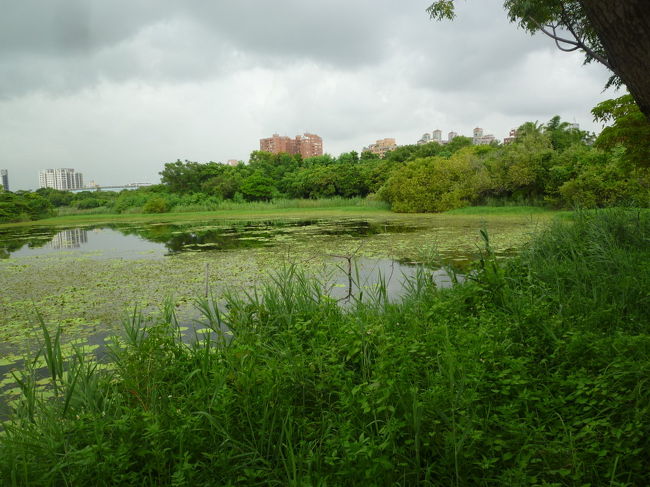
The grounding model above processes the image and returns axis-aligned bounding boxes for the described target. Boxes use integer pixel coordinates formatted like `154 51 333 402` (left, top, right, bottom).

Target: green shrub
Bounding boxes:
143 197 169 214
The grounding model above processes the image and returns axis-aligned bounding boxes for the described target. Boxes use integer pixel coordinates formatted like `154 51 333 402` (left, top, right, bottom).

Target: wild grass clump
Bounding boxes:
170 197 389 213
444 205 551 215
1 209 649 485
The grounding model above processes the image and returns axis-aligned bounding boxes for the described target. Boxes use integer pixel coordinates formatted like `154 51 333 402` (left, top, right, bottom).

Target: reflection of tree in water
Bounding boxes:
107 219 421 254
0 219 422 258
0 227 59 259
112 222 279 253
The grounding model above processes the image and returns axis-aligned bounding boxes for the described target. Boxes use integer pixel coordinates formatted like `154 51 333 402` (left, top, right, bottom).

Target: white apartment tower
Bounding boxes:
432 129 442 143
39 168 84 190
0 169 8 191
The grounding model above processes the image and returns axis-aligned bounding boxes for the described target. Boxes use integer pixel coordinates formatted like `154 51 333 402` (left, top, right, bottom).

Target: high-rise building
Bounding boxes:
417 133 431 145
259 133 323 158
39 168 84 190
448 131 458 142
0 169 8 191
472 127 496 145
363 138 397 158
298 133 323 158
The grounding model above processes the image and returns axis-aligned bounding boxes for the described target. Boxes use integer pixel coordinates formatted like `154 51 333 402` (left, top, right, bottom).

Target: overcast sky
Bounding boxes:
1 0 616 190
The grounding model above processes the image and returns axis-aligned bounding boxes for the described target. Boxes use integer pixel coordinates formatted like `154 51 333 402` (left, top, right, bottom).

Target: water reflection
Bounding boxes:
47 228 88 249
0 219 422 259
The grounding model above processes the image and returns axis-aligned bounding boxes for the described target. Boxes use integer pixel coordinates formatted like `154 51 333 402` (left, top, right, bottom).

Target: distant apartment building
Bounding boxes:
503 129 518 145
448 131 458 142
259 133 323 158
0 169 8 191
39 168 84 190
417 133 432 145
226 159 240 167
417 129 444 145
363 138 397 158
472 127 496 145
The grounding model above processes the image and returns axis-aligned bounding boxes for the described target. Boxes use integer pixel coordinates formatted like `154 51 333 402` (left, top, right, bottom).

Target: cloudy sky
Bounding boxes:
1 0 615 190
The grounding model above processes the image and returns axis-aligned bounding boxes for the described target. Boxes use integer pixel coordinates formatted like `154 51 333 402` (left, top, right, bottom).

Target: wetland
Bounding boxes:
0 210 550 410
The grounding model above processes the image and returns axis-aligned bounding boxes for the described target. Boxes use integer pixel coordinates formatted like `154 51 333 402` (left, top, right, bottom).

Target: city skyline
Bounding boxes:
0 1 614 190
5 119 577 191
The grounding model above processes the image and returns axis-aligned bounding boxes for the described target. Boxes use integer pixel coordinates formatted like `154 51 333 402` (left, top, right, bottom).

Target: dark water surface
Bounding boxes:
0 219 423 259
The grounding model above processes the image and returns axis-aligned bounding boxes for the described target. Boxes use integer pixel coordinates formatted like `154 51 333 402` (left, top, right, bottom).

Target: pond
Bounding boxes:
0 213 547 412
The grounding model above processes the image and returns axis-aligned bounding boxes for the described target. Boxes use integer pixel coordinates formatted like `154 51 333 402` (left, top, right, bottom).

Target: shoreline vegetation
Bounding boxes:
0 199 558 229
1 209 649 485
3 112 649 226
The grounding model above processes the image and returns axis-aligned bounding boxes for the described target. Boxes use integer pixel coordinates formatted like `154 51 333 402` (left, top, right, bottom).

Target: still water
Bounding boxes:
0 219 423 259
1 218 470 414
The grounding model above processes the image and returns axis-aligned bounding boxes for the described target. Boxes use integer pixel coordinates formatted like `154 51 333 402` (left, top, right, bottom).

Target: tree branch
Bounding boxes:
551 24 581 52
528 16 612 70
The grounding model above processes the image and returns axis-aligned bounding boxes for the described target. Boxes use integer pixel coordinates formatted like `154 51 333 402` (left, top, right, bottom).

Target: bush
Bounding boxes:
143 197 169 214
0 191 54 223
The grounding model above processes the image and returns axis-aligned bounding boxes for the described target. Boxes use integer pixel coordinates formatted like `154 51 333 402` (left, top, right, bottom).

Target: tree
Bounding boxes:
381 147 490 212
427 1 650 120
592 94 650 169
544 115 591 151
239 172 275 201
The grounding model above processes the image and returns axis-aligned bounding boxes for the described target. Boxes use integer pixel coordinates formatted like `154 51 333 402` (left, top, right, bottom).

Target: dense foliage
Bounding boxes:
382 116 649 211
2 209 649 485
0 191 54 223
3 112 648 223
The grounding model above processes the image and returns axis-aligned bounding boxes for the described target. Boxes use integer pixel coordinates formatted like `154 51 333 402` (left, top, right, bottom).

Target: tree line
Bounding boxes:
1 96 648 223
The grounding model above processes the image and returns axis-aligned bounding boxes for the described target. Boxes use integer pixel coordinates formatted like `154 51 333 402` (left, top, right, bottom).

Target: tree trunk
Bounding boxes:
579 0 650 120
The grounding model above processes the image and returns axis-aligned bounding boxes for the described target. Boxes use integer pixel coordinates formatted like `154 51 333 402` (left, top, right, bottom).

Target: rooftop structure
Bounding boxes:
259 133 323 158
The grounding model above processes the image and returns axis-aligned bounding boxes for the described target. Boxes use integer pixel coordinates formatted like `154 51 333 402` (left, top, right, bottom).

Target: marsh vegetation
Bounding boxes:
1 209 649 485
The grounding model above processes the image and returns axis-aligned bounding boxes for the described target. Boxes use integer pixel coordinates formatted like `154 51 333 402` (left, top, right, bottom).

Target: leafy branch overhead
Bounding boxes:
427 0 650 120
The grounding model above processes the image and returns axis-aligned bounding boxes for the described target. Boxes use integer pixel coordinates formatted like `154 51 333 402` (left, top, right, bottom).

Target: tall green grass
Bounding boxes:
444 205 551 215
55 197 390 217
1 209 649 485
169 196 389 213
